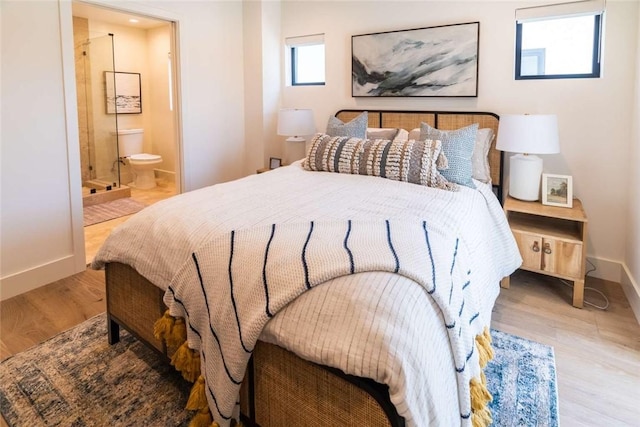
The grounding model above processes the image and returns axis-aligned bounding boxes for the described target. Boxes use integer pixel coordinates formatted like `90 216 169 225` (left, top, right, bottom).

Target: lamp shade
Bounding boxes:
496 114 560 154
277 108 316 141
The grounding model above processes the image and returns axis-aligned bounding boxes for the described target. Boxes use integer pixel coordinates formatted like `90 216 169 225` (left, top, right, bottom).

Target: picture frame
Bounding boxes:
269 157 282 169
351 22 479 97
542 174 573 208
105 71 142 114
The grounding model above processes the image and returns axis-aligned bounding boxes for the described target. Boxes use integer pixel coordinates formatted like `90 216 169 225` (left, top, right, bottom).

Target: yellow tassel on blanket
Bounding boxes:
186 376 209 411
171 342 201 382
469 328 494 427
470 377 492 411
188 408 212 427
472 406 493 427
153 310 175 342
166 317 188 348
475 327 494 369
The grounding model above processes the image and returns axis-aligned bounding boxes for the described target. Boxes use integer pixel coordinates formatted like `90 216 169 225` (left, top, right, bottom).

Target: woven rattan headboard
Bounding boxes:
335 109 503 202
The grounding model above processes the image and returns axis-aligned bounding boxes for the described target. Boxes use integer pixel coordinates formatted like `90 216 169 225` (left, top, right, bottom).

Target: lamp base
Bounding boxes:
284 138 306 164
508 153 543 201
285 136 305 142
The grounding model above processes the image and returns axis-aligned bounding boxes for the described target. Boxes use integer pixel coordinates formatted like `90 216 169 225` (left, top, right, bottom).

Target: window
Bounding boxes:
285 34 325 86
515 0 604 80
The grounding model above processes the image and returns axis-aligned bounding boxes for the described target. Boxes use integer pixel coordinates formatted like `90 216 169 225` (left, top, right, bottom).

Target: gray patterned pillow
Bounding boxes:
419 122 479 188
326 112 368 139
303 134 457 191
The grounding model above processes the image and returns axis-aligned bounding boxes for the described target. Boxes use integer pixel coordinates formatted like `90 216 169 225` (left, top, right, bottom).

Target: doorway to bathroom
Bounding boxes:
71 2 180 263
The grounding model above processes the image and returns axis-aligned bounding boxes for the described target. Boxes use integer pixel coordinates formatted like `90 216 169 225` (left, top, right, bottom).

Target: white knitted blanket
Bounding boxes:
93 161 522 425
164 219 485 427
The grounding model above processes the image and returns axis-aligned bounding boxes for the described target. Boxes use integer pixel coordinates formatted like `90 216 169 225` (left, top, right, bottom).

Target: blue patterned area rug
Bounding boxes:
487 329 559 427
0 314 558 426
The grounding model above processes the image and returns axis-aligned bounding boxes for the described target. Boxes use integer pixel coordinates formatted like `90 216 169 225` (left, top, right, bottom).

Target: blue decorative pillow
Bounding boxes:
419 122 478 188
326 112 368 139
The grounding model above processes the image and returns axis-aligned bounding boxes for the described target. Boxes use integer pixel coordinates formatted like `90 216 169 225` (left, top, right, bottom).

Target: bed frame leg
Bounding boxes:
107 314 120 345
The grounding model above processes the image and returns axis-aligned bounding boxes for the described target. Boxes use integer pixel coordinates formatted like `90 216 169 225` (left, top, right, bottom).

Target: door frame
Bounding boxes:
61 0 185 268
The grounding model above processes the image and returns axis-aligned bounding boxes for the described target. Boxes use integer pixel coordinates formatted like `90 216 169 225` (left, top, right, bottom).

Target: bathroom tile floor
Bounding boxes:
84 178 176 265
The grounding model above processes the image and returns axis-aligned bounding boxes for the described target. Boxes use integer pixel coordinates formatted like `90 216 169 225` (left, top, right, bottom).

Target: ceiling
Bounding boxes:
72 2 169 30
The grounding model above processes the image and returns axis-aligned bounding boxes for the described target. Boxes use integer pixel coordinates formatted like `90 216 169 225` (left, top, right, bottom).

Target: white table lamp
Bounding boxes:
277 108 316 142
277 108 316 163
496 114 560 201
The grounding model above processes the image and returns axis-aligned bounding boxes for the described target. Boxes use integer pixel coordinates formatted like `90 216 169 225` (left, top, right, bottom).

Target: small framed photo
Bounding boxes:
542 174 573 208
269 157 282 169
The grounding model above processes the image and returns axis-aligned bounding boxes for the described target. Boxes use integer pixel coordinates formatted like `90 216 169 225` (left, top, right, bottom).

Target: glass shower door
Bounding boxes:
81 34 120 188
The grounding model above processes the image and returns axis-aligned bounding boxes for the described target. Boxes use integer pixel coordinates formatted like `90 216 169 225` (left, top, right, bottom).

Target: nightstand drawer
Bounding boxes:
543 238 583 278
512 232 542 270
513 231 582 278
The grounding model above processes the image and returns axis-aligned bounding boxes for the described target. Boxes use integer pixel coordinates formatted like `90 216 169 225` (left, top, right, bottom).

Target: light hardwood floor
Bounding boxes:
1 238 639 425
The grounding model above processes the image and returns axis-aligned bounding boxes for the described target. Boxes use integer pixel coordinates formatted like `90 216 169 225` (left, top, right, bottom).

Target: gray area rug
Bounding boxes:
0 314 558 426
84 198 146 227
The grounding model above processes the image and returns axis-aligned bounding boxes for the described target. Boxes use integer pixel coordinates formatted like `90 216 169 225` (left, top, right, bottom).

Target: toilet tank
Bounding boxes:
117 129 144 157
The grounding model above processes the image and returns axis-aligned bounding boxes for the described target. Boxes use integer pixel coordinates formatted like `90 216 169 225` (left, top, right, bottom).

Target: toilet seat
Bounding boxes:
129 153 161 162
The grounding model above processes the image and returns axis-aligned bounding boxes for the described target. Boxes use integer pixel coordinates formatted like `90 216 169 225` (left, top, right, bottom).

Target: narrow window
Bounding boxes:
285 34 325 86
515 0 604 80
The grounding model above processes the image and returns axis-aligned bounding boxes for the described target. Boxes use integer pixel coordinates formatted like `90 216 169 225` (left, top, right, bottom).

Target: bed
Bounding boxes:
92 110 521 427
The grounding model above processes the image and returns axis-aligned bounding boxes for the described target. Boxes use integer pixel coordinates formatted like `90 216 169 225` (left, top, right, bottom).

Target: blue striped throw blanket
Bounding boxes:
164 219 487 426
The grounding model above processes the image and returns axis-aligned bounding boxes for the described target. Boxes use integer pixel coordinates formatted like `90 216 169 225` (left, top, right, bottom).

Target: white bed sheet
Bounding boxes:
93 161 521 426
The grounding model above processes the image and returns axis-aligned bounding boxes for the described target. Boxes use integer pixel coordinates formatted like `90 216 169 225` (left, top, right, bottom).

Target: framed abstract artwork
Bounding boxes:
352 22 479 97
105 71 142 114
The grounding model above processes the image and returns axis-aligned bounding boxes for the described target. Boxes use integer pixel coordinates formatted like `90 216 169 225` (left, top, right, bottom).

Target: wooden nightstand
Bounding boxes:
501 196 588 308
257 165 288 174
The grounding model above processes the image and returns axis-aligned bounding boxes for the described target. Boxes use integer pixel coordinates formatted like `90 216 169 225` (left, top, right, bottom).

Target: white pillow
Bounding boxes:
472 128 494 183
366 127 399 140
393 128 409 142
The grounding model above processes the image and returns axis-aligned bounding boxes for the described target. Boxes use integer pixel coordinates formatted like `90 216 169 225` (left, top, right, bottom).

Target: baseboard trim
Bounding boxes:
154 168 175 183
621 263 640 325
0 256 84 301
586 256 640 325
585 256 622 282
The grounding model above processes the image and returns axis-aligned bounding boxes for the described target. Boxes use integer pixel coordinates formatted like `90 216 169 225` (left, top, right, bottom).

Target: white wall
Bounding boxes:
169 0 246 189
280 0 639 284
623 4 640 322
147 25 177 176
243 0 282 175
0 0 246 300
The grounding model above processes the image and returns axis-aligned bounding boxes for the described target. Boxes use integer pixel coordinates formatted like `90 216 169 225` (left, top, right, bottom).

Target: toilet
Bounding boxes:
117 129 163 189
